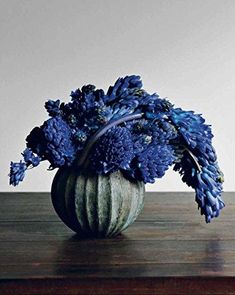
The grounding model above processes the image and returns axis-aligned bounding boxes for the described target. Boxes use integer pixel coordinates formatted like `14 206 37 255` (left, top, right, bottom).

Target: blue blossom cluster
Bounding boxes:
170 109 224 222
89 126 134 174
26 116 76 167
9 75 224 222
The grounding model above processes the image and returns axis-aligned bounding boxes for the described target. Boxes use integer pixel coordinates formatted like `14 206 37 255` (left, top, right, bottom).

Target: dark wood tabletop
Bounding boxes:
0 192 234 295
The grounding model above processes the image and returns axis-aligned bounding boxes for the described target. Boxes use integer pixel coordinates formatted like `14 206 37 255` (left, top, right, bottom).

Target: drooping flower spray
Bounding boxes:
9 75 224 223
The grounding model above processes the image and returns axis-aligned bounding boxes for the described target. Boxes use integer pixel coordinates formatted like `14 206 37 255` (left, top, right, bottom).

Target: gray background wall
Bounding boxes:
0 0 234 192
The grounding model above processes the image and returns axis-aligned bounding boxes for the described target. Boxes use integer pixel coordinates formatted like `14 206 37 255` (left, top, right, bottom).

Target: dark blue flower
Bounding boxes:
124 144 175 183
141 97 173 120
175 151 225 223
196 170 224 223
9 161 27 186
171 108 224 222
88 126 134 174
70 88 82 100
45 99 61 117
42 116 76 167
105 75 142 104
22 148 41 167
26 116 76 168
26 126 47 156
70 84 105 113
170 108 213 153
61 85 112 136
105 75 146 119
125 118 177 155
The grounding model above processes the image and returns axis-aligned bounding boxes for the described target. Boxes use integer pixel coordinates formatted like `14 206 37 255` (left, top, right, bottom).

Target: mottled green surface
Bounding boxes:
51 168 145 237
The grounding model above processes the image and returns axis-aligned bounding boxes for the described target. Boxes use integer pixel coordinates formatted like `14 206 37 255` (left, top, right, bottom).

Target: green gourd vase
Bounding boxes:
51 167 145 237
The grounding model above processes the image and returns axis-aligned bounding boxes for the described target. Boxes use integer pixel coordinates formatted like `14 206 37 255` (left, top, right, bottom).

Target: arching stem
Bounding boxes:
185 147 202 172
167 116 202 173
77 112 144 167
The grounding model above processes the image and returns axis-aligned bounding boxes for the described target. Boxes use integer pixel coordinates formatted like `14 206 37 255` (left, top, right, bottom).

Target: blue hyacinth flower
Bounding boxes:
9 161 27 186
89 126 134 174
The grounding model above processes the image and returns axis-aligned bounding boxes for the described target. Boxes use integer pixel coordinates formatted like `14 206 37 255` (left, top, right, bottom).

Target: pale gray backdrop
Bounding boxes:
0 0 234 192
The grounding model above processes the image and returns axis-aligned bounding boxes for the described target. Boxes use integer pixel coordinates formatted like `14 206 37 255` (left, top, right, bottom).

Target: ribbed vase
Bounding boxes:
51 167 145 237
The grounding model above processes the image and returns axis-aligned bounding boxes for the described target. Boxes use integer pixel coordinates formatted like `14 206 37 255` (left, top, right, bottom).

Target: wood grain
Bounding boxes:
0 192 234 294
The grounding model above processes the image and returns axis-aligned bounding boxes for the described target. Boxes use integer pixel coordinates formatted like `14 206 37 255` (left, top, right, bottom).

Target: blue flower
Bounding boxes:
26 117 76 168
70 85 105 113
124 144 175 183
22 148 41 167
62 85 112 135
105 75 146 119
170 108 213 153
45 99 61 117
9 161 27 186
26 127 47 156
42 116 76 167
141 97 173 120
196 170 224 223
88 126 134 174
105 75 142 104
171 108 224 222
174 150 224 222
125 118 177 155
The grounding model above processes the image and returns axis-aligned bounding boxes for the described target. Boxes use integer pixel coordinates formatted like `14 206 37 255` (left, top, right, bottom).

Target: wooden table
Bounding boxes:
0 192 234 295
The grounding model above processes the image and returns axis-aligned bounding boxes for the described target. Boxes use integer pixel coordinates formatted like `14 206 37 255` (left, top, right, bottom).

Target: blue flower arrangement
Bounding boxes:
9 75 224 223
